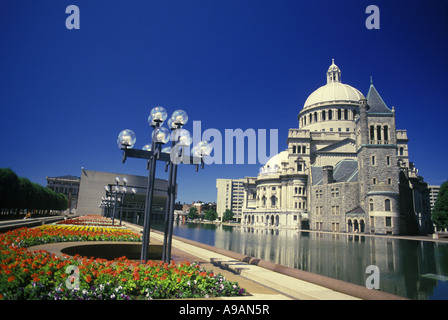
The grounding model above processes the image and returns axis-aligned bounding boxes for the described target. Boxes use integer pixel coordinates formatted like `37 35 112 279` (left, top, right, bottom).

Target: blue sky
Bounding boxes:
1 0 447 204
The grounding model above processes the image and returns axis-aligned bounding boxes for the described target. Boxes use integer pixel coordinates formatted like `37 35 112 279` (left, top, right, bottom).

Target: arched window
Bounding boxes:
370 126 375 141
292 146 296 153
262 196 266 207
344 109 348 120
328 110 332 120
383 126 389 141
309 114 312 123
322 110 326 121
314 112 318 122
385 199 391 211
295 187 298 194
302 146 306 153
369 198 374 211
399 147 404 156
377 125 382 141
338 109 342 120
271 196 276 207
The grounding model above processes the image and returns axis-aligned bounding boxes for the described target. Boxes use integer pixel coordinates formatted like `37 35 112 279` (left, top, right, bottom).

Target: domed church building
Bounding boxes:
239 60 432 235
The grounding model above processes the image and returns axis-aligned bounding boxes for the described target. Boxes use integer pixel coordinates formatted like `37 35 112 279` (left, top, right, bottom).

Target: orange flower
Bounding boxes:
7 276 15 282
85 275 92 283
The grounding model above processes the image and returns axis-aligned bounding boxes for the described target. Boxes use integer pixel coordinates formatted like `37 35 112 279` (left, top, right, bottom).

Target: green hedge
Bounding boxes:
0 168 68 213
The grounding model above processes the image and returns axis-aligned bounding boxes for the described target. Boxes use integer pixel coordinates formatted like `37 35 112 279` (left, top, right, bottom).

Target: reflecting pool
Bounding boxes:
148 221 448 300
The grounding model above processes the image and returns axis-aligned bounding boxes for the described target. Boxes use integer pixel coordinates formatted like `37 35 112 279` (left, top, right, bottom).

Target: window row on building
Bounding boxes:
300 108 358 127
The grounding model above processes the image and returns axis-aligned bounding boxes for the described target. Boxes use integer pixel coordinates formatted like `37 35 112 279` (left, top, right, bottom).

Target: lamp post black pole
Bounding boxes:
162 157 174 262
140 132 160 263
165 159 178 263
119 189 125 226
112 181 119 226
162 146 179 263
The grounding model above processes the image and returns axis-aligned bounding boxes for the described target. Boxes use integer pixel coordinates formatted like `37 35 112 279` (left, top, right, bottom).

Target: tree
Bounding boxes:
188 206 198 220
0 168 20 211
432 181 448 231
222 209 234 222
204 209 217 221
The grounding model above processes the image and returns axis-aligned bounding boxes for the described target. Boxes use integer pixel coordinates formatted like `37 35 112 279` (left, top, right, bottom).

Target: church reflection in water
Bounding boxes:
165 222 448 300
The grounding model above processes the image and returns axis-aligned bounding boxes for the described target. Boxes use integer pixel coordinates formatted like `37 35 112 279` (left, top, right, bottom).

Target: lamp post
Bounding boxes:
163 110 189 263
101 195 116 219
111 177 121 226
118 106 210 264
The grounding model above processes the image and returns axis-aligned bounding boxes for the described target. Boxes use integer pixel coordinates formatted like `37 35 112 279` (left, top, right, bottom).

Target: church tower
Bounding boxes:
356 81 401 234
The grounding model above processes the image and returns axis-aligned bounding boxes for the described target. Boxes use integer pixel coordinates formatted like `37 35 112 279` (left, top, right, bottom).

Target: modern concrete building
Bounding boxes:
46 175 80 213
221 60 432 235
76 169 169 224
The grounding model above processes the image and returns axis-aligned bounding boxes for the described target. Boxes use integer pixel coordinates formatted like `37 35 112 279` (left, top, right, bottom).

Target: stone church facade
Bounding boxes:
237 60 432 235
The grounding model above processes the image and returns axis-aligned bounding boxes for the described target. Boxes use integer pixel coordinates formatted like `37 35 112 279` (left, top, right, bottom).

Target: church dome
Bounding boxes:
259 151 288 175
303 60 365 109
304 82 365 109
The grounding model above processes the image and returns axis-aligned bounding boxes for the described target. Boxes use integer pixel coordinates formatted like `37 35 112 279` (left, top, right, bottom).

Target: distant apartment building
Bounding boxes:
216 178 246 222
429 185 441 212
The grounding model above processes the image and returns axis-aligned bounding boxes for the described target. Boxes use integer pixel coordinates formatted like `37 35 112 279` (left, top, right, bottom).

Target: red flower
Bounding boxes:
85 275 92 283
7 276 15 282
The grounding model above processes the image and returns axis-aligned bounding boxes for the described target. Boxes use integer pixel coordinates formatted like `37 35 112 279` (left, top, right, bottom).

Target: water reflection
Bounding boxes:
149 221 448 300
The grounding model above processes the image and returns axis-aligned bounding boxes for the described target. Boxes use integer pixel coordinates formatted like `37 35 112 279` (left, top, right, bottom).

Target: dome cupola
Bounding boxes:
298 60 365 132
327 59 341 83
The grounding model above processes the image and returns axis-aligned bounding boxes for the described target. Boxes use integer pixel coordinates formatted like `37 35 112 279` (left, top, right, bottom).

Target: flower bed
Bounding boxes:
56 215 120 227
0 219 247 300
